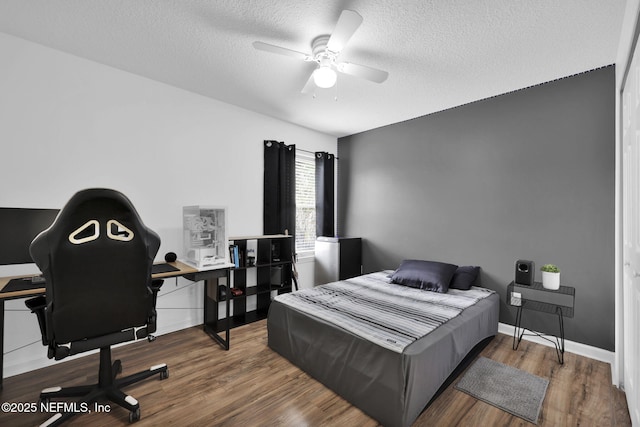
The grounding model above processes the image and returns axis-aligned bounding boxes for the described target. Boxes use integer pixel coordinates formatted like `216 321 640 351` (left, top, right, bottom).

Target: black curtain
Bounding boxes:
263 140 296 235
315 152 335 237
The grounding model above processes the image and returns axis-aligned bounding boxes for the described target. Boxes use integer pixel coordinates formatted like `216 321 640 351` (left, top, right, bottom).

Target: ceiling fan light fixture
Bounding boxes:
313 65 337 88
253 10 388 94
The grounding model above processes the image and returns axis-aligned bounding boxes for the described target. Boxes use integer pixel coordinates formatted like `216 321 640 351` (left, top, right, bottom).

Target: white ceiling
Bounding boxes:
0 0 627 137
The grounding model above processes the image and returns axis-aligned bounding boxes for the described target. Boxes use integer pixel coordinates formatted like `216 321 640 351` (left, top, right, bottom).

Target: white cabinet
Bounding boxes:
314 237 362 285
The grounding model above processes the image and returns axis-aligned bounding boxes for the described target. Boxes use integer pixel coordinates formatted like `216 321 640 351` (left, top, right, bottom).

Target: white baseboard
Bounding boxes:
498 322 617 384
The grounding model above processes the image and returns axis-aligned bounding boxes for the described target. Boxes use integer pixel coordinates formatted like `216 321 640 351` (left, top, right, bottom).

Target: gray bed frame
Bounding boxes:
267 290 499 427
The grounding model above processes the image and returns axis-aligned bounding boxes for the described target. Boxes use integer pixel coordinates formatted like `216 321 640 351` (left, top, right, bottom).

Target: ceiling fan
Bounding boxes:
253 10 389 94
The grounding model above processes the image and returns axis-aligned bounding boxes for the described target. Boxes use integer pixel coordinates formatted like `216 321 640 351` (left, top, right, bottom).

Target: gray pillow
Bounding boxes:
449 266 480 290
391 259 458 293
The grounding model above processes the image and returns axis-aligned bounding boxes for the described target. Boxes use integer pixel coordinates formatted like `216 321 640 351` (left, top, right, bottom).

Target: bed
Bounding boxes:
267 264 499 427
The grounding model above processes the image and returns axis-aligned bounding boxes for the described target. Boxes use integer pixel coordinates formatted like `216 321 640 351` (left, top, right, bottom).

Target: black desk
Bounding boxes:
0 260 232 389
507 281 575 364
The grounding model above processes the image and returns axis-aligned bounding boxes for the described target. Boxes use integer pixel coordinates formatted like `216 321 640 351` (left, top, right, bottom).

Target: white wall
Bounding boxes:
0 32 336 377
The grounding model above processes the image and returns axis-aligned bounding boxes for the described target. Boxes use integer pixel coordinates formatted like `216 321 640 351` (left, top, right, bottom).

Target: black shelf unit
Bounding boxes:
209 235 293 333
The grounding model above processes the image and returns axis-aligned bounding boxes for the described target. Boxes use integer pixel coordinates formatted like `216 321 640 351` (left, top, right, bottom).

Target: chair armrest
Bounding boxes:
147 279 164 334
151 279 164 292
25 296 49 345
150 279 164 307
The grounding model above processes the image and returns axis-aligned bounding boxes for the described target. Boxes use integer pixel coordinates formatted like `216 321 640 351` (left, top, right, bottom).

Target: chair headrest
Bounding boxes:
30 188 160 272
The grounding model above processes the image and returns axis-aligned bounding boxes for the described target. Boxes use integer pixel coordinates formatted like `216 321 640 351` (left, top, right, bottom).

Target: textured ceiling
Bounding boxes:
0 0 627 137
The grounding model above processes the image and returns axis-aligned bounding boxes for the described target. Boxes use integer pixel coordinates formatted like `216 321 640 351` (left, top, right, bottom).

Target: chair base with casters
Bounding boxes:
39 347 168 426
27 279 168 426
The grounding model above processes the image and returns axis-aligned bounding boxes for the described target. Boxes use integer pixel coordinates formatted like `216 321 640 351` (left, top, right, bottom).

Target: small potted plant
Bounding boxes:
540 264 560 290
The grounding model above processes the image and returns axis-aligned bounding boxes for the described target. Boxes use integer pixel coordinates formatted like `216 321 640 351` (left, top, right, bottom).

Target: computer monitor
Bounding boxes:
0 207 59 265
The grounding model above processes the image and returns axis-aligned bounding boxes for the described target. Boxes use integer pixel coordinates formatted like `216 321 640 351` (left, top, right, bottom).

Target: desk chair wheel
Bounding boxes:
129 407 141 423
160 368 169 380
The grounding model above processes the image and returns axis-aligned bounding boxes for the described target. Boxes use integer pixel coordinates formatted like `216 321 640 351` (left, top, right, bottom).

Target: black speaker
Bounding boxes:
218 284 227 301
271 242 281 262
164 252 177 263
515 260 535 285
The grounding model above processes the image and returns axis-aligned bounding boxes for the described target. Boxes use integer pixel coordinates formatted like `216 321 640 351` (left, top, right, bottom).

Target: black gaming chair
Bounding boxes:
25 188 168 425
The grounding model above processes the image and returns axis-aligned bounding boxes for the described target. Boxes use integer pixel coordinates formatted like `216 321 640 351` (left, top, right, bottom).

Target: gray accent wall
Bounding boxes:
337 66 615 351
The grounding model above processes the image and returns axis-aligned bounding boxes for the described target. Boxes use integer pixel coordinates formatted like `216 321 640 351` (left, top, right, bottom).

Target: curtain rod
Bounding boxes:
296 147 339 160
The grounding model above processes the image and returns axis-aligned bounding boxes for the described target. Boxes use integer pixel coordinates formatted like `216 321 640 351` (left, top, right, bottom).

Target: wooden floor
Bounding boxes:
0 320 631 426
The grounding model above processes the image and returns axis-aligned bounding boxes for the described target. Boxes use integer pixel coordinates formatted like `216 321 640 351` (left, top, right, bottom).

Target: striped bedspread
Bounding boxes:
274 271 495 353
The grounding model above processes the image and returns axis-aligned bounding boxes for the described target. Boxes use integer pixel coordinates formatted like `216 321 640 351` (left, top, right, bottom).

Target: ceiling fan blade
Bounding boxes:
327 10 363 53
337 62 389 83
253 41 311 61
301 72 316 94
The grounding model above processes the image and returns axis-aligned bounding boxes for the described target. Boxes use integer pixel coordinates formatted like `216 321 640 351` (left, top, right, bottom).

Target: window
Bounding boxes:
295 152 316 256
